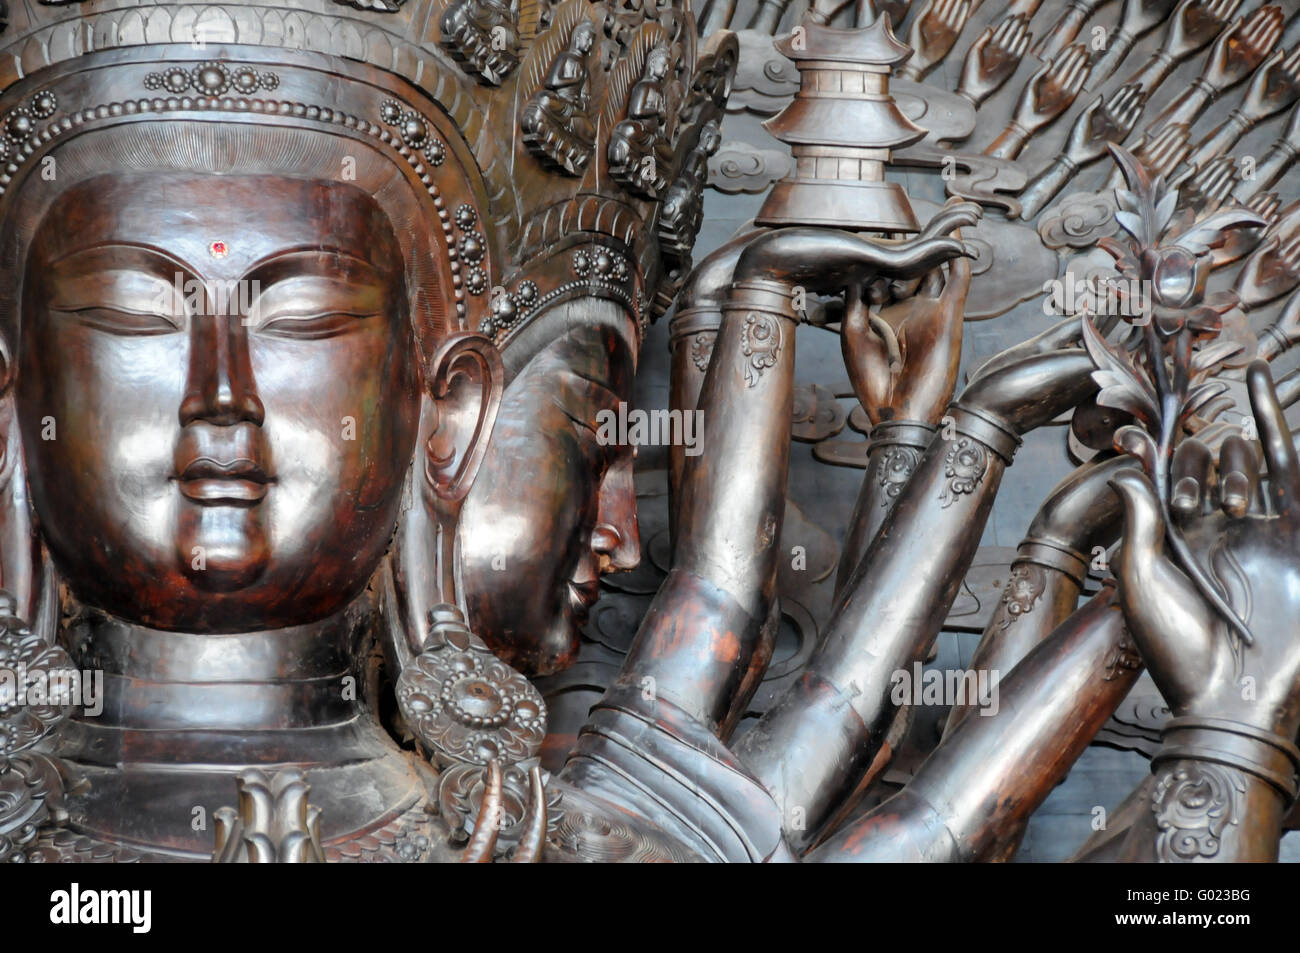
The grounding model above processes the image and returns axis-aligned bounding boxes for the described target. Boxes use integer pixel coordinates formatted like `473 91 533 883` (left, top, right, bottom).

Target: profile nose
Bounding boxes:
179 307 265 427
592 453 640 571
591 521 640 571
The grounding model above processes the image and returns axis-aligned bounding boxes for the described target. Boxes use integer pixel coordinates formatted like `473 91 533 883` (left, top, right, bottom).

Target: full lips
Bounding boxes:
173 424 274 504
176 457 272 503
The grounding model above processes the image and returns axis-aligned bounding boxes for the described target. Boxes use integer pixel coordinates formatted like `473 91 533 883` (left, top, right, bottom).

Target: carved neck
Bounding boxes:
62 601 371 740
51 598 429 858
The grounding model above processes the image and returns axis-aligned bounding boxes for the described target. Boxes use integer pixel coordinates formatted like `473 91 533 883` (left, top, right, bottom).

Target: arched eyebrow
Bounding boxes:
39 244 201 317
43 242 199 281
241 247 387 287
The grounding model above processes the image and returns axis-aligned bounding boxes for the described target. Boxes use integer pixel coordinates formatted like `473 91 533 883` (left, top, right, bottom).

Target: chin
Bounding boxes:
476 604 582 677
528 623 582 677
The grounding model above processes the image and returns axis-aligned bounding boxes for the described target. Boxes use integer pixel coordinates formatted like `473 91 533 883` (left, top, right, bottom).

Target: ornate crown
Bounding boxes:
0 0 735 360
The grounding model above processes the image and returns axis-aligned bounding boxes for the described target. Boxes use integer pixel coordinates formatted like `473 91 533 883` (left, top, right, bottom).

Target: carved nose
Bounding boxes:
591 520 640 571
179 311 265 427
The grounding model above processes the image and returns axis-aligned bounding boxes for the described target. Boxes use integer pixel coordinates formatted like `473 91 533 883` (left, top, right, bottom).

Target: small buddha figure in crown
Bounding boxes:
608 46 677 197
439 0 524 85
521 21 600 174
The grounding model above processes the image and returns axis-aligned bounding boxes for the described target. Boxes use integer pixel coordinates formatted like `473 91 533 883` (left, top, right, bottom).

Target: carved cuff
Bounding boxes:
1223 109 1253 136
1014 537 1090 586
1261 323 1295 358
1271 138 1299 160
669 306 723 351
945 402 1022 464
1155 716 1300 805
1150 49 1176 72
867 419 937 452
723 278 801 324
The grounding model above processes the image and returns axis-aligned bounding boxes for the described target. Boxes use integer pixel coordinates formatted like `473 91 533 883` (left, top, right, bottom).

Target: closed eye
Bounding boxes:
53 306 183 336
255 310 378 340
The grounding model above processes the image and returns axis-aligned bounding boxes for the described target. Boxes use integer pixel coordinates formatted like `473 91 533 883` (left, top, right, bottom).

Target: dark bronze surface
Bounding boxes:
2 0 1300 866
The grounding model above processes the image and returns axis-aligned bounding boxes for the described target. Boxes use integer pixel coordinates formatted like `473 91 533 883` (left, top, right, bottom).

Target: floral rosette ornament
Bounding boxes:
1088 144 1268 644
0 594 77 759
396 604 546 767
0 591 78 862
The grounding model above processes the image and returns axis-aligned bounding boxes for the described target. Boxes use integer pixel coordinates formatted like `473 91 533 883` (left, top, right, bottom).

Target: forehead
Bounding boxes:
30 173 400 275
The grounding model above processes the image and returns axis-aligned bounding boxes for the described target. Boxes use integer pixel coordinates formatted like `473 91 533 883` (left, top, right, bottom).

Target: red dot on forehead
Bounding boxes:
209 240 229 259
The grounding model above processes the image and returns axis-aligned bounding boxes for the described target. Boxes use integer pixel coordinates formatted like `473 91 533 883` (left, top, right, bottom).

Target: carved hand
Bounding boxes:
1013 43 1091 134
1237 45 1300 122
1111 364 1300 739
1280 99 1300 150
1089 0 1181 87
1245 191 1284 229
1258 285 1300 360
1203 5 1285 91
841 231 973 425
1135 122 1193 178
1019 84 1145 218
1065 84 1145 166
1116 0 1182 44
1234 231 1300 309
903 0 972 81
986 44 1091 159
957 13 1031 106
1164 0 1241 61
1183 154 1239 212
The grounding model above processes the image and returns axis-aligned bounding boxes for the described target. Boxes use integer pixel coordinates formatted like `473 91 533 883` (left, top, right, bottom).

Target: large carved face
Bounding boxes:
17 173 421 632
459 317 640 675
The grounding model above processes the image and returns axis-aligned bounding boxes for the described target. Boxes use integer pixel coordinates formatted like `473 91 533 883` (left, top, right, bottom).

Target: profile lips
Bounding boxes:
175 456 273 503
567 579 601 616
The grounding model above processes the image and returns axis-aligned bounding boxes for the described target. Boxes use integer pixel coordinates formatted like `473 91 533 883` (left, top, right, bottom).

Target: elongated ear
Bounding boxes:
423 332 504 504
0 335 44 620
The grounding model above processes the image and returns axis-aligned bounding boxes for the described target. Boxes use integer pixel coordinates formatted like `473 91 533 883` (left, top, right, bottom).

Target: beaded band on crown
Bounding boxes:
0 50 495 332
0 0 732 363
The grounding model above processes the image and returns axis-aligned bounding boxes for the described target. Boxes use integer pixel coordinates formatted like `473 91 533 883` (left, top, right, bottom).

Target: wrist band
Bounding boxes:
867 419 936 453
669 307 723 349
1014 537 1090 586
1005 120 1030 142
723 279 801 323
1263 323 1293 356
1155 716 1300 805
945 402 1022 464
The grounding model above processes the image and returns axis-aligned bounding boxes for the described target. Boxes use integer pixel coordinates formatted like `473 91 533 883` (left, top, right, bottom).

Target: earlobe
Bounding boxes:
423 332 504 504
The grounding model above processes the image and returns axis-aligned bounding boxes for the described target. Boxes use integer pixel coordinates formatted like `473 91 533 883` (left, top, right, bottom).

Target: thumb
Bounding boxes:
1109 469 1215 707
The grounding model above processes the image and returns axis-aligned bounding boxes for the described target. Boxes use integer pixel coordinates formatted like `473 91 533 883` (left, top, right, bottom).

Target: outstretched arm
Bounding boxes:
612 220 977 736
735 340 1100 850
809 587 1141 862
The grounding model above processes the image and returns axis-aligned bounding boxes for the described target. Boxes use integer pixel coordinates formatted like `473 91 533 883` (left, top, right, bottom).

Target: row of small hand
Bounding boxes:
890 0 1297 180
